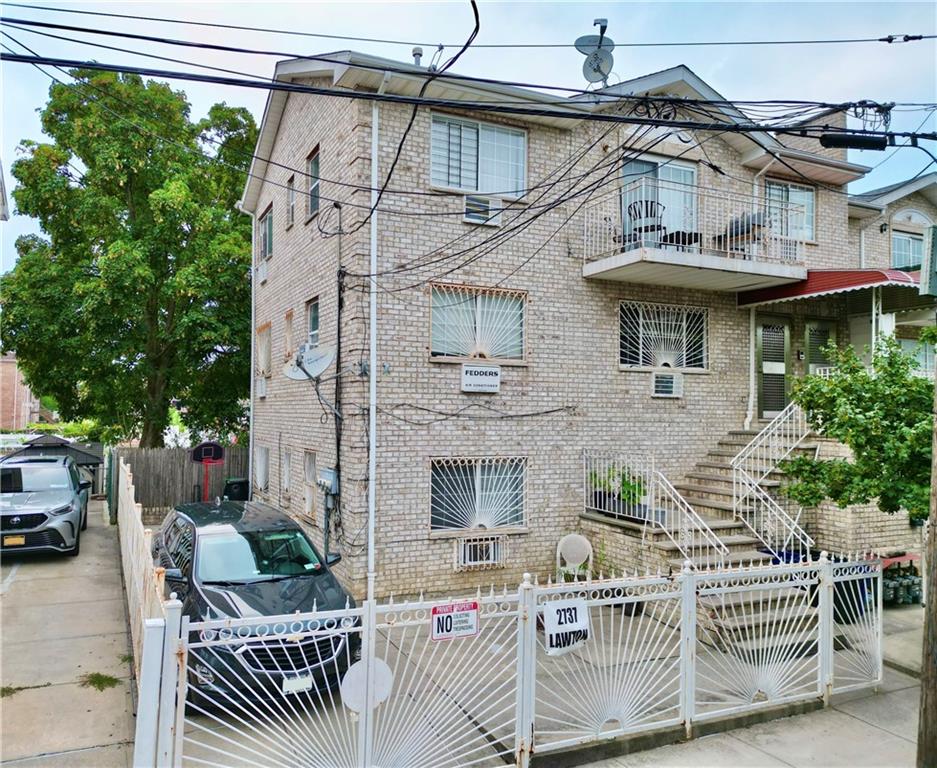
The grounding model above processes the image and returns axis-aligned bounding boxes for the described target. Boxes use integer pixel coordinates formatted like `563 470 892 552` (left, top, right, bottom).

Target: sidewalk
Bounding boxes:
882 603 924 678
1 501 136 767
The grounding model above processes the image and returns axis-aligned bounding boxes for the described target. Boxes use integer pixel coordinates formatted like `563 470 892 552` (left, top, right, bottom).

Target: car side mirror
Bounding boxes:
164 568 188 587
79 480 92 491
326 553 342 567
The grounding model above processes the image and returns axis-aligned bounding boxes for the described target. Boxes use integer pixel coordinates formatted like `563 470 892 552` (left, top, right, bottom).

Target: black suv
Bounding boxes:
153 501 358 704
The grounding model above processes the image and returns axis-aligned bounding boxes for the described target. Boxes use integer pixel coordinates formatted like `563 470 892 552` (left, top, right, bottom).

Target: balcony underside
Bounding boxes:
582 247 808 292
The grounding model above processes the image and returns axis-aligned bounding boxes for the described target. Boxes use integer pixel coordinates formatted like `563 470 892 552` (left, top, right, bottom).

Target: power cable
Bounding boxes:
5 4 935 49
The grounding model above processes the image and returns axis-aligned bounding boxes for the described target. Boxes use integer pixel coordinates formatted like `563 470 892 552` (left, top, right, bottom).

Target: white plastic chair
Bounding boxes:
556 534 593 582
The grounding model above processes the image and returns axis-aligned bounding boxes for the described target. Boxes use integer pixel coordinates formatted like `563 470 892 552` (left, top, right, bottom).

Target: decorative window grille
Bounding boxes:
303 451 317 521
306 298 320 347
431 114 526 197
619 301 707 370
892 231 924 270
254 446 269 492
430 457 526 531
766 180 815 241
282 449 291 496
258 208 273 259
431 284 525 361
286 177 296 227
306 151 320 219
256 324 272 377
455 534 507 571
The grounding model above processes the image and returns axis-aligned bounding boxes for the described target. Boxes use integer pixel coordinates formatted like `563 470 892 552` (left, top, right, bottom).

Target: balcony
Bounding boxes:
580 178 808 292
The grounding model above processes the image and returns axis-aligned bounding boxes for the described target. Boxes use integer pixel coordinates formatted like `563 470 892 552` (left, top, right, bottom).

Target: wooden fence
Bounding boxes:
115 457 166 679
115 445 248 524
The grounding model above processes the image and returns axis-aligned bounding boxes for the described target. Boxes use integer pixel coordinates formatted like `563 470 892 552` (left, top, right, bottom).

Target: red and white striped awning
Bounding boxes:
737 269 920 307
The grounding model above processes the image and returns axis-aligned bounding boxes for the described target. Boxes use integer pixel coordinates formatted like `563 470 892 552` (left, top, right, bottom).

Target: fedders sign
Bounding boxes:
543 598 590 656
461 364 501 393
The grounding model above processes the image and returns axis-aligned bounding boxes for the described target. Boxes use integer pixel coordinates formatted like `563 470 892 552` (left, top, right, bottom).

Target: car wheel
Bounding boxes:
80 508 88 531
67 529 81 557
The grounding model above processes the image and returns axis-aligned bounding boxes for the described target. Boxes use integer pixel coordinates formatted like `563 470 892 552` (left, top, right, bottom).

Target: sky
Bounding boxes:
1 0 935 274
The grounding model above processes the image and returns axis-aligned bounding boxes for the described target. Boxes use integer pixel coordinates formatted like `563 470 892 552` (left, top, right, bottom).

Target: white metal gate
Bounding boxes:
136 555 882 768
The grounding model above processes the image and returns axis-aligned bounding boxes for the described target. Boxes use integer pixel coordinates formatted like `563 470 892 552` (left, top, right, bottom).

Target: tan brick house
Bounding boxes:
239 52 934 597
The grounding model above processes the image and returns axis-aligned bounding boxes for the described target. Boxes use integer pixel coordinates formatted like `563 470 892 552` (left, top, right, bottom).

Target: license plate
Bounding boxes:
3 535 26 546
282 674 313 695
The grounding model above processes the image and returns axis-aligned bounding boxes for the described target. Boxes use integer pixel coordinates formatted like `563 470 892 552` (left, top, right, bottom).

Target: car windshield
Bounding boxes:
196 528 323 583
1 465 71 494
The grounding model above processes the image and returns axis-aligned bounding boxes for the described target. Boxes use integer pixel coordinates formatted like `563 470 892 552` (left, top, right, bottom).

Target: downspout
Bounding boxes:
245 206 256 498
744 156 778 430
328 202 344 561
367 75 389 602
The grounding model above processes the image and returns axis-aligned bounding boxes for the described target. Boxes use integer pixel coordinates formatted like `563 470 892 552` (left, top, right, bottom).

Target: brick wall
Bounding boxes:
0 354 40 431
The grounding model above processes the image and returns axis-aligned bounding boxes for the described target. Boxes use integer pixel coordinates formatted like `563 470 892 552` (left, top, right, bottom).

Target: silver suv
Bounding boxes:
0 456 90 556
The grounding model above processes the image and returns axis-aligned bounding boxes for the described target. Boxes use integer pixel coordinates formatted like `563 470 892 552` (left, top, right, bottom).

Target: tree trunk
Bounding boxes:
918 369 937 767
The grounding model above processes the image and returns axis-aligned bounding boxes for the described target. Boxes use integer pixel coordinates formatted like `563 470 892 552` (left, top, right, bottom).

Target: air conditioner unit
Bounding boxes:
255 376 268 399
454 534 507 571
651 370 683 398
256 259 268 284
463 195 503 227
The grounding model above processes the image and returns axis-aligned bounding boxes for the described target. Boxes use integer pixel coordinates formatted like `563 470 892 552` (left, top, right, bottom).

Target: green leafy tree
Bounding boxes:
782 336 933 521
0 72 256 446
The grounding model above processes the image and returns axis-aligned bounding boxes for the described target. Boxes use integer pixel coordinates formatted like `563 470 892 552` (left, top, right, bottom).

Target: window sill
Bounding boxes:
430 356 527 368
429 184 524 203
618 366 709 374
304 211 320 226
285 222 294 231
429 527 527 540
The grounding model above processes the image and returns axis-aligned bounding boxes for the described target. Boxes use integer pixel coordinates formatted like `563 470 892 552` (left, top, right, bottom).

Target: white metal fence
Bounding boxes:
133 555 881 767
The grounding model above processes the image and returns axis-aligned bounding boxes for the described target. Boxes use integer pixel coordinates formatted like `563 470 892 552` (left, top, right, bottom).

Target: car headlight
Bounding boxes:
49 504 74 516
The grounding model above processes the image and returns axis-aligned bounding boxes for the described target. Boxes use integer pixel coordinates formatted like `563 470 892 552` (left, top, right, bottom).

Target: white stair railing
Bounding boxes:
732 403 815 558
584 452 729 567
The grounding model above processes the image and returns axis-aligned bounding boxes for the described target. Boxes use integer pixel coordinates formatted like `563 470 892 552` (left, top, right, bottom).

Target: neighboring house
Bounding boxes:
3 433 106 493
240 52 934 597
0 353 41 431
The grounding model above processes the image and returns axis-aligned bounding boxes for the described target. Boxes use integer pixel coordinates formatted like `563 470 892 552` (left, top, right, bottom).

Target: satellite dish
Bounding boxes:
575 19 615 87
283 343 336 381
582 49 614 84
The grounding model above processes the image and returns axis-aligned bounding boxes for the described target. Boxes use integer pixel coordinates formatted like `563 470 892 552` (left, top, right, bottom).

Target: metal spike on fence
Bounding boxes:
547 574 553 586
312 599 318 612
475 586 481 599
489 585 495 598
419 591 425 602
656 566 662 577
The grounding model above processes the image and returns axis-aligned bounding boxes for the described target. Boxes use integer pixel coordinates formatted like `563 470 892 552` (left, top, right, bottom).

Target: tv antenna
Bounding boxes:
575 18 615 87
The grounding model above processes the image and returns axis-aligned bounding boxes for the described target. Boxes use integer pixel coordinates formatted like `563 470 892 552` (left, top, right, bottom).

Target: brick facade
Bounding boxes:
0 354 40 431
246 59 932 597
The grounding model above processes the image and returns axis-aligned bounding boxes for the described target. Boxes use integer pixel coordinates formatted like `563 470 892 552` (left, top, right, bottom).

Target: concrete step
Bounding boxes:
701 605 818 635
708 444 820 459
698 588 808 610
681 495 736 514
713 629 819 659
695 460 784 478
669 549 774 571
683 472 781 490
674 482 736 502
656 534 764 553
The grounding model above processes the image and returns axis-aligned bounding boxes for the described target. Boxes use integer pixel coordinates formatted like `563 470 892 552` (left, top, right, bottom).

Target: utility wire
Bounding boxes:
5 4 935 49
4 52 934 143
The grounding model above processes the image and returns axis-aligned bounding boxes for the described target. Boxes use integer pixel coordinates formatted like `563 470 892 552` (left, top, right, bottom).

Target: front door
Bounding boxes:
805 320 837 375
757 317 791 419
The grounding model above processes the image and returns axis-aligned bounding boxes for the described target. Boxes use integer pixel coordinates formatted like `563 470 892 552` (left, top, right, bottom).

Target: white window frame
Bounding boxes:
430 113 527 199
254 446 270 492
283 309 294 362
286 177 296 227
306 297 320 348
619 300 709 372
892 230 924 270
258 206 273 260
430 283 526 364
256 323 272 378
306 150 320 220
430 456 527 535
765 179 816 242
303 451 317 521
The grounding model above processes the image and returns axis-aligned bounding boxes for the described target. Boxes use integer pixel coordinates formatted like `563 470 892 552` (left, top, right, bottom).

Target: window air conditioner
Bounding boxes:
256 259 268 284
256 376 268 399
463 195 503 227
651 370 683 398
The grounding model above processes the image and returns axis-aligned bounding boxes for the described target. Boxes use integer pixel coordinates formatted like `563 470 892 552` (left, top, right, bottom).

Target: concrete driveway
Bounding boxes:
1 500 135 767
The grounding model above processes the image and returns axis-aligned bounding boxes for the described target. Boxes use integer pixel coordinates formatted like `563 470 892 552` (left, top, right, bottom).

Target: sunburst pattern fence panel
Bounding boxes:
831 560 883 692
180 606 365 768
693 563 822 720
531 576 684 753
368 591 521 768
